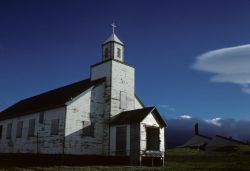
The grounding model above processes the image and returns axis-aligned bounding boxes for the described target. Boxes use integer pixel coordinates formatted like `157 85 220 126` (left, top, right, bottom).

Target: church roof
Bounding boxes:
0 78 105 121
110 107 167 127
103 33 124 45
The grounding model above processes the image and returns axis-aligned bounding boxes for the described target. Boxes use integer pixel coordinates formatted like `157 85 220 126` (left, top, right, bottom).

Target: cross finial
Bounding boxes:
111 22 116 34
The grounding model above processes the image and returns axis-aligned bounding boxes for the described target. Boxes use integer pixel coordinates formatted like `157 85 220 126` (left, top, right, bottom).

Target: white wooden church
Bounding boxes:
0 26 166 165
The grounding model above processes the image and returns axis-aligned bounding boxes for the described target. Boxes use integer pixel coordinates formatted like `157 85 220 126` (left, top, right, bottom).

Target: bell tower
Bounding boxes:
102 23 124 62
91 24 135 155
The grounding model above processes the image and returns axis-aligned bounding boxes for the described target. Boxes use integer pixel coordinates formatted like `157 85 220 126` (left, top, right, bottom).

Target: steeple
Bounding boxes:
102 23 124 62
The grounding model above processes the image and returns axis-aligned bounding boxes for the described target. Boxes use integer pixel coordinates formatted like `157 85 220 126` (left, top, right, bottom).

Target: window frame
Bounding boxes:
16 121 23 138
39 112 44 124
82 121 95 137
51 119 60 135
28 119 36 137
6 123 12 139
0 125 3 139
146 126 160 151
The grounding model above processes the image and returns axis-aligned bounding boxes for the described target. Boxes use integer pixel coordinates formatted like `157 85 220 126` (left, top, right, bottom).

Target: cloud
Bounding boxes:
192 44 250 94
179 115 192 119
205 118 222 127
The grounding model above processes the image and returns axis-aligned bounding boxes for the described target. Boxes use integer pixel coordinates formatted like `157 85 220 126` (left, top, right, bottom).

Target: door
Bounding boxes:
116 126 127 156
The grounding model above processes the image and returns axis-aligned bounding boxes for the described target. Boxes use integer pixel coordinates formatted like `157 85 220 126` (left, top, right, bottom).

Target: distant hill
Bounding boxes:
166 117 250 148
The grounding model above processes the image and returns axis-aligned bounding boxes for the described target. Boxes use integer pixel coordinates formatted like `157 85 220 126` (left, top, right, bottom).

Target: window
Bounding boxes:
146 127 160 151
51 119 59 135
82 121 95 137
6 123 12 139
120 91 127 109
39 112 44 124
116 126 127 156
16 121 23 138
28 119 36 137
0 125 3 139
105 48 109 59
117 48 121 58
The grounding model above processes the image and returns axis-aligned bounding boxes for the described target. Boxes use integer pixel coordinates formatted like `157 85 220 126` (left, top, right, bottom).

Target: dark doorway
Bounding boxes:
146 127 160 151
116 126 127 156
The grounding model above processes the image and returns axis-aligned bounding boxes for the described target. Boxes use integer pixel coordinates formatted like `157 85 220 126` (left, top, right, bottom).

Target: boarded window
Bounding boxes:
116 126 127 156
51 119 59 135
105 48 109 58
0 125 3 139
28 119 36 137
6 123 12 139
146 127 160 151
16 121 23 138
39 112 44 124
120 91 127 109
117 48 121 58
82 121 95 137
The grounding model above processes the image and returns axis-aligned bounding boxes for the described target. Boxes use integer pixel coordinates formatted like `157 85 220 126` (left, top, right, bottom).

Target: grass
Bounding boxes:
166 147 250 171
1 147 250 171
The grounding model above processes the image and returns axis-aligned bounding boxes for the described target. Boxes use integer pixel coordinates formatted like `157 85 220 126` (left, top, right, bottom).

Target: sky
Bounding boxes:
1 0 250 121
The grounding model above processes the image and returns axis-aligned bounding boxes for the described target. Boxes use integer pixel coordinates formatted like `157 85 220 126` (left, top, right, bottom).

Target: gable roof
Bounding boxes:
0 78 105 121
110 107 167 127
216 135 247 145
197 134 213 140
180 134 212 148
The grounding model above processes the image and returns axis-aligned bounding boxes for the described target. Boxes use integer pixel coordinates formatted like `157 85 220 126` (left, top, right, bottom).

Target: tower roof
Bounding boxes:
103 33 124 45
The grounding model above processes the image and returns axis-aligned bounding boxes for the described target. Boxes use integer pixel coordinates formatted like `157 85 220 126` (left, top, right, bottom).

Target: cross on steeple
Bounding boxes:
111 22 116 34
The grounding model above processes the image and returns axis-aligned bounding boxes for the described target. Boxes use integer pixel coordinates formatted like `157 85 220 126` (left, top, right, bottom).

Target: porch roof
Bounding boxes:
110 107 167 127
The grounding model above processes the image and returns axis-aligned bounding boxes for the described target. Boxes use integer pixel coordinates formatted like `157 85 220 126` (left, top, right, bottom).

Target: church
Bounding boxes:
0 26 167 166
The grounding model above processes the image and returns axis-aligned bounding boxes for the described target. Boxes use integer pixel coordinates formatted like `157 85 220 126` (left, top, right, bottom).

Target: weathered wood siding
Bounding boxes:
0 107 66 154
64 83 105 155
91 60 135 155
110 61 135 116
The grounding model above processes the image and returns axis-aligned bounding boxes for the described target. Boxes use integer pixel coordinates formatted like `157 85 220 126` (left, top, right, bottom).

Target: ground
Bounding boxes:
1 146 250 171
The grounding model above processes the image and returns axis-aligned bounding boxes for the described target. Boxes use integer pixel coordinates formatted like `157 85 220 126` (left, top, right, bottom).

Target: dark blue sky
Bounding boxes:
1 0 250 120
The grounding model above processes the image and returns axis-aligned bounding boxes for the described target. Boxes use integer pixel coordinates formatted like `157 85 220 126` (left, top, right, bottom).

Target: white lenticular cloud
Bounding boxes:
192 44 250 94
158 104 176 112
179 115 192 119
205 118 222 127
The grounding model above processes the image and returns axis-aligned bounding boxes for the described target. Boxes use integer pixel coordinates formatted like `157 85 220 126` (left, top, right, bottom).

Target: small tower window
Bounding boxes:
117 48 121 58
105 48 109 59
